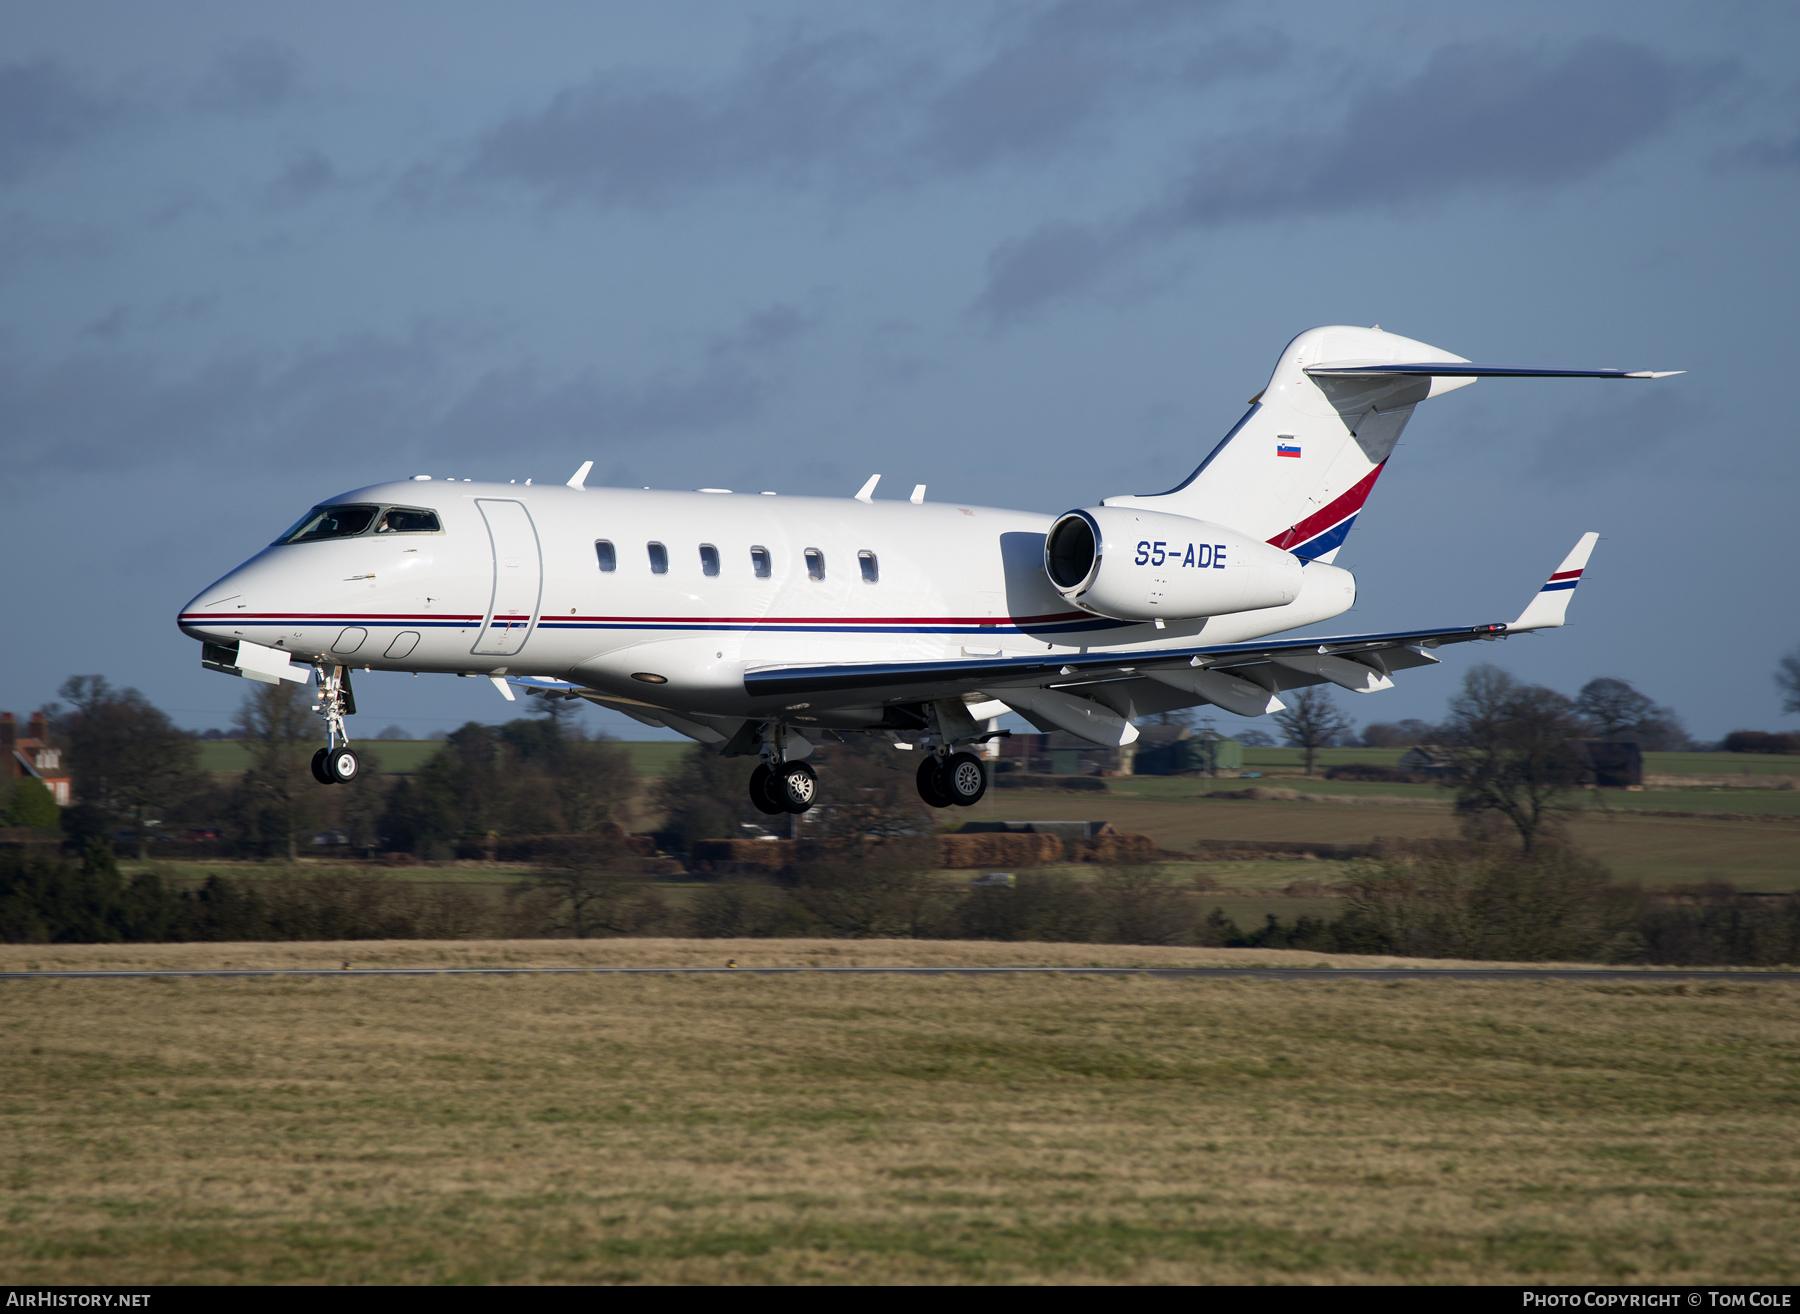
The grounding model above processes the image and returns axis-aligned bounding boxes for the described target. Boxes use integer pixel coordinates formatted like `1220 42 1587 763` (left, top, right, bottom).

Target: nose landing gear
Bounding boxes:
310 664 360 785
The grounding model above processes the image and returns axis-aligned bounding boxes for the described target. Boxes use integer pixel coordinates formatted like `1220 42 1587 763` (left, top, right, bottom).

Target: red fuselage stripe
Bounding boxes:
179 611 1089 626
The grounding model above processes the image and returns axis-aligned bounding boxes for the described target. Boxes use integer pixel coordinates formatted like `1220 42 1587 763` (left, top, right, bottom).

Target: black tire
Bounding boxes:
310 747 335 785
943 751 988 806
772 762 817 814
327 748 360 784
916 755 953 808
748 763 786 816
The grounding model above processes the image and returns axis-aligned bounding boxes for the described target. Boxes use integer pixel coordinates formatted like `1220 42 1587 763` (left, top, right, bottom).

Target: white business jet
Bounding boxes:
178 325 1676 815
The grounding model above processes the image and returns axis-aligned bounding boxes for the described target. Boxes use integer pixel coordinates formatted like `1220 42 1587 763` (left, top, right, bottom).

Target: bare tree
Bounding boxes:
1273 687 1351 776
1440 665 1585 855
1778 645 1800 717
233 679 321 861
58 676 203 859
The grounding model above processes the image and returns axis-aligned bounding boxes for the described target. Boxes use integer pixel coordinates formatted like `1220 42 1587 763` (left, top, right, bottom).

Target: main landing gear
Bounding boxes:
916 751 988 809
745 723 820 815
739 720 989 817
749 760 817 815
309 664 360 785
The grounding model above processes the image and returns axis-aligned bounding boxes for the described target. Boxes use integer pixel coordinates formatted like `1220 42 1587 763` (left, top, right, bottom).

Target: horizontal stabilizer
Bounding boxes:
1510 533 1599 632
1307 362 1682 379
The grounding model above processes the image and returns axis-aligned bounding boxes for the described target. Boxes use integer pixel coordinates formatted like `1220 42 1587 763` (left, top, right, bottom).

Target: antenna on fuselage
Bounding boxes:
567 461 593 490
854 474 880 503
910 485 926 504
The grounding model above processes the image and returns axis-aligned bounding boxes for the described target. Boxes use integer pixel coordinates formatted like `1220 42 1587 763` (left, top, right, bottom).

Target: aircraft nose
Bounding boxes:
178 566 261 643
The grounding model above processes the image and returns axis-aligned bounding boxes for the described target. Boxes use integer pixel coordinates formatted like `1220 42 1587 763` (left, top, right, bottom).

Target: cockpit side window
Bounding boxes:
375 506 441 534
275 504 379 544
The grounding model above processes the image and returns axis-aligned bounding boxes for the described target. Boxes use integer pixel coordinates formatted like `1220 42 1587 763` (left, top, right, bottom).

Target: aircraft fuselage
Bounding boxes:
177 479 1358 723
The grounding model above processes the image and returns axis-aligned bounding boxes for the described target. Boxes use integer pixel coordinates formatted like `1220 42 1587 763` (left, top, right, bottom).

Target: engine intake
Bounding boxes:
1044 507 1304 622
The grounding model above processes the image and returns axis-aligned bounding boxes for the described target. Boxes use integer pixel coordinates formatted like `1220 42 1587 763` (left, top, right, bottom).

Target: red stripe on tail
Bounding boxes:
1268 462 1387 552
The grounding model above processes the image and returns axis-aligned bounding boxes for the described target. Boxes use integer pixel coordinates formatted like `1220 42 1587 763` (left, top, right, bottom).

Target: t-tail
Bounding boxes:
1101 326 1679 562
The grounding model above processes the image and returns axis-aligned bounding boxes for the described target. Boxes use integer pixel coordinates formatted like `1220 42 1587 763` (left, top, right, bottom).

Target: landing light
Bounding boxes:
631 672 668 684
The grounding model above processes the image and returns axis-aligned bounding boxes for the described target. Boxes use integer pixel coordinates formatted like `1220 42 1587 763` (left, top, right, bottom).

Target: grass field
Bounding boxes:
2 943 1795 1285
970 793 1800 892
1238 747 1800 776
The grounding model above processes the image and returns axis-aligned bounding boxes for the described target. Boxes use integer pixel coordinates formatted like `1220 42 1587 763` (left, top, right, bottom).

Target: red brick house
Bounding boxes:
3 711 73 806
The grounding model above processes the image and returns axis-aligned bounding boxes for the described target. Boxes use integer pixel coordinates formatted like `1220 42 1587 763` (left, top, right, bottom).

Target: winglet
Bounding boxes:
567 460 594 490
1510 532 1599 631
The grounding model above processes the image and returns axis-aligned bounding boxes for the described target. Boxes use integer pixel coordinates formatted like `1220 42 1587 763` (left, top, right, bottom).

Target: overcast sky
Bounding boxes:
4 0 1797 743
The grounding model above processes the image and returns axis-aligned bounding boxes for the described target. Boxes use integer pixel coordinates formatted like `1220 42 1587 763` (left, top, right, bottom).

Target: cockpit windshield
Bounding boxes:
376 507 440 534
276 504 379 544
274 504 440 545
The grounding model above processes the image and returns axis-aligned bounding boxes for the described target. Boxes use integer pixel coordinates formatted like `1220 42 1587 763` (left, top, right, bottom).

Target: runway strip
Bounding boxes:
0 967 1789 982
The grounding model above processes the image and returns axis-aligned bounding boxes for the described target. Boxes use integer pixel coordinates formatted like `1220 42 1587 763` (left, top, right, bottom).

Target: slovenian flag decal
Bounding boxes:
1276 441 1302 458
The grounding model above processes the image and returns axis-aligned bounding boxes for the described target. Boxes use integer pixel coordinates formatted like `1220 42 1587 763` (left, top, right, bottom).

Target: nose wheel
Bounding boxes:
311 745 361 785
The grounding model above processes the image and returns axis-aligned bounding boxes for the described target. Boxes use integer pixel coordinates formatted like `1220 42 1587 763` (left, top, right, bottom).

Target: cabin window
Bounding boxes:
275 504 379 544
647 542 668 575
594 540 616 572
699 544 720 577
375 506 441 534
858 550 878 584
750 546 772 579
805 548 825 581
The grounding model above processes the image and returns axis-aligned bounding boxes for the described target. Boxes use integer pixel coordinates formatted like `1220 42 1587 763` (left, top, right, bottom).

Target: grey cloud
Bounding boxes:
261 148 338 207
709 304 813 357
428 8 1271 209
1528 389 1697 482
0 60 118 186
2 306 800 480
975 221 1113 324
1734 129 1800 170
448 31 908 208
192 41 300 116
976 38 1732 322
917 1 1273 174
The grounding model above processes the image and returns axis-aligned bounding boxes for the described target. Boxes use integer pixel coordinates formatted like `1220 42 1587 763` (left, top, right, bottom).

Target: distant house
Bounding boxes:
1398 746 1459 780
1133 729 1243 777
2 711 73 806
1570 740 1643 789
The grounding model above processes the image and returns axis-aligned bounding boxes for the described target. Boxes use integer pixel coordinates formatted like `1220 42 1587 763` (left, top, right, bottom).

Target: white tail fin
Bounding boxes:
1510 533 1599 631
1103 327 1676 565
1104 326 1467 562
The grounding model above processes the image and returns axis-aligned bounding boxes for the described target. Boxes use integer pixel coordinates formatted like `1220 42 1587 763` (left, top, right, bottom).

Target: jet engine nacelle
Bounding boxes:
1044 507 1303 622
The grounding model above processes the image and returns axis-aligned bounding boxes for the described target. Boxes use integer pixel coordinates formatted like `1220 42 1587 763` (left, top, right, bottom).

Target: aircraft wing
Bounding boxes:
742 621 1498 701
742 533 1598 712
520 535 1596 750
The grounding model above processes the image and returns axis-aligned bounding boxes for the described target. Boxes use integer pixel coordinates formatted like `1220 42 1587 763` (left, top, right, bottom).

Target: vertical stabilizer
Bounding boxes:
1103 326 1472 561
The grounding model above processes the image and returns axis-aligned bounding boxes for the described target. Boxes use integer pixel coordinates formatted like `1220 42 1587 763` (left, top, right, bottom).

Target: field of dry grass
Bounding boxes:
970 792 1800 891
2 942 1796 1284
